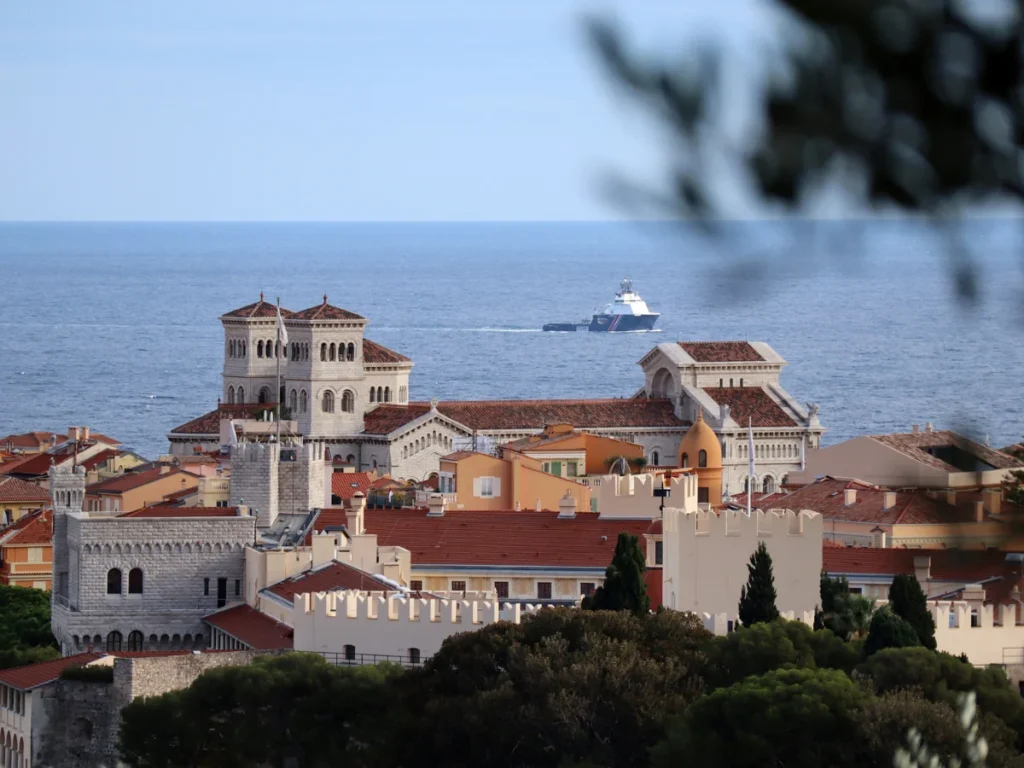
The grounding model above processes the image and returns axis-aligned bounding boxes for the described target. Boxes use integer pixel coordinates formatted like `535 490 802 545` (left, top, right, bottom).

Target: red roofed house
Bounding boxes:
0 476 51 526
0 509 53 589
84 466 199 514
0 426 120 455
168 298 824 509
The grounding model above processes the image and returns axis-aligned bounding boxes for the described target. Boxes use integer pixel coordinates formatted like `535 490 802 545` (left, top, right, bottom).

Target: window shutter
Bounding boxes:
473 477 482 497
492 477 501 497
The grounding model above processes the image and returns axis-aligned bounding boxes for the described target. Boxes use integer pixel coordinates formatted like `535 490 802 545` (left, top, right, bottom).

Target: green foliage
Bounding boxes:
0 584 59 669
118 653 402 768
1003 440 1024 507
394 607 710 768
737 541 778 627
653 668 871 768
60 664 114 683
889 574 937 651
817 572 875 641
864 607 922 656
581 532 650 616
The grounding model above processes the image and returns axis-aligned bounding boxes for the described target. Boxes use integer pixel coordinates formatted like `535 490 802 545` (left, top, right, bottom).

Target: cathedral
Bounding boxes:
168 295 825 495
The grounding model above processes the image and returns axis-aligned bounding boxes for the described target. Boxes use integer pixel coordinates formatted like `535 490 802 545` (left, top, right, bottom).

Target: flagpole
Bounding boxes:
747 417 753 517
276 296 282 447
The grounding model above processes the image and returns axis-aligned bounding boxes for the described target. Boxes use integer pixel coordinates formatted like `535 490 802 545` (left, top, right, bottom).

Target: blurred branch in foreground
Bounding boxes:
588 0 1024 306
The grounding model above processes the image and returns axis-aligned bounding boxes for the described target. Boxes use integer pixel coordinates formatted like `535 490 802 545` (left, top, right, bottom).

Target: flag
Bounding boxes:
747 418 755 515
276 301 289 347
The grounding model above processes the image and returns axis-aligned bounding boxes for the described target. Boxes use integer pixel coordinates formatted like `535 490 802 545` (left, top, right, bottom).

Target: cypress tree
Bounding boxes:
887 574 937 650
738 541 779 627
582 532 651 616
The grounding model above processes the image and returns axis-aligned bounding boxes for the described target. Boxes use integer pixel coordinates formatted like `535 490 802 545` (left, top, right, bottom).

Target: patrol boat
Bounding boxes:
543 278 660 332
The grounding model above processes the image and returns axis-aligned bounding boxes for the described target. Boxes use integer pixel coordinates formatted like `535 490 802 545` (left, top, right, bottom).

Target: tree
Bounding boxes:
864 607 921 656
0 584 59 669
816 572 876 640
888 574 937 650
1003 439 1024 506
652 668 871 768
738 541 779 627
587 2 1024 306
582 532 650 616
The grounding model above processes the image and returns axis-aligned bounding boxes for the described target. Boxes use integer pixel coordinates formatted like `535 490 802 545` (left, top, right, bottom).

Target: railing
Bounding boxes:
414 491 458 506
313 651 423 669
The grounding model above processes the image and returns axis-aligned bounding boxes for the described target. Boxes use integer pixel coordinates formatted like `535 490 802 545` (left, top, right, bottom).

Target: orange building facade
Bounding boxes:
438 450 592 512
0 510 53 590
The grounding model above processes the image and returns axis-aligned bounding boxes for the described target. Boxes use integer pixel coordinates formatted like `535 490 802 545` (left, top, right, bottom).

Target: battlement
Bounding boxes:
597 472 697 519
663 507 820 539
701 610 815 636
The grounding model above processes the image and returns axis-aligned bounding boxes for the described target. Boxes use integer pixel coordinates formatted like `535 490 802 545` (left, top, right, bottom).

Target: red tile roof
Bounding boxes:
77 449 121 471
362 404 432 435
432 398 686 431
0 431 62 451
870 431 1023 472
678 341 763 363
0 652 103 691
822 546 1013 586
87 467 196 495
0 476 51 504
223 296 294 319
291 298 364 321
363 339 411 364
331 472 375 501
204 604 294 650
119 506 241 518
169 403 271 435
703 387 796 427
267 561 398 601
344 508 656 568
1 509 52 546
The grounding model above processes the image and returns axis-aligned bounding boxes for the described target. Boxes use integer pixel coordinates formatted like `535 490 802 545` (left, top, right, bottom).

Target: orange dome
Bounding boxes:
678 410 722 469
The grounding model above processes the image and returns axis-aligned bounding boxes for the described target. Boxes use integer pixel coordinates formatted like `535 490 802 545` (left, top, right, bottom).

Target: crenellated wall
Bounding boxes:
701 610 816 636
662 507 822 618
293 590 568 661
927 602 1024 666
596 472 698 519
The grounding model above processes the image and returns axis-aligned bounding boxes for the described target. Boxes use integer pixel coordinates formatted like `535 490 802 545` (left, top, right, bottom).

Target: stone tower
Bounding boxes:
220 293 293 406
229 442 279 528
278 441 327 514
285 297 368 438
49 462 85 601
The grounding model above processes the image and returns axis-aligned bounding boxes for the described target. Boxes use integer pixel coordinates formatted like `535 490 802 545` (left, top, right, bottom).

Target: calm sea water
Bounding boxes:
1 221 1022 460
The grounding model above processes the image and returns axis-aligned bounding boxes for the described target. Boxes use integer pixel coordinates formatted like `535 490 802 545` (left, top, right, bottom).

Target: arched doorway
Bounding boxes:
258 387 271 404
650 368 677 399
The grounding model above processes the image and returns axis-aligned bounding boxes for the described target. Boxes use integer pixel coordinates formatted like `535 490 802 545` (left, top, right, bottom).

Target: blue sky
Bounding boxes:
0 1 774 221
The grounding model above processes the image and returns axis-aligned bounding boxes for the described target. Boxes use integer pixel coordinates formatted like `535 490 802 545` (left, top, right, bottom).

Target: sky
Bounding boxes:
0 1 778 222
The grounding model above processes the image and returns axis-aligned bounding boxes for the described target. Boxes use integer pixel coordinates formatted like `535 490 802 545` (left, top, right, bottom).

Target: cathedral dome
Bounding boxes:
678 410 722 470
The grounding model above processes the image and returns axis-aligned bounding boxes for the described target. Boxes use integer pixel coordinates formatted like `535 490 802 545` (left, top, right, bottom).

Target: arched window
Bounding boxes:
344 644 356 662
229 339 235 357
698 450 708 468
266 339 274 357
128 568 143 594
304 343 309 360
409 647 421 665
369 388 376 403
342 390 354 413
403 446 408 459
320 343 327 361
346 454 355 464
257 340 264 358
681 452 689 468
322 391 335 413
237 387 245 403
106 568 122 595
762 476 776 494
651 450 660 466
384 387 390 403
106 631 123 652
347 343 355 361
258 387 270 404
127 630 144 651
740 378 744 387
729 378 734 386
289 389 297 413
227 386 235 405
329 342 336 361
300 390 308 413
241 341 246 358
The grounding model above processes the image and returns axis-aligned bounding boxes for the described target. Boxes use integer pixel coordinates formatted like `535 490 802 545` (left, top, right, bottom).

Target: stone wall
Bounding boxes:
230 441 279 527
278 442 325 514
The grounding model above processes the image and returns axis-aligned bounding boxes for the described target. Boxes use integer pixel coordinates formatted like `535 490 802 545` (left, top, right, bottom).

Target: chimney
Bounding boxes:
535 499 542 512
426 493 446 518
558 490 576 519
50 434 58 448
68 427 79 441
945 489 957 506
843 488 857 506
311 532 335 568
974 500 985 523
912 424 920 434
82 426 90 441
237 504 250 517
925 422 933 433
882 491 897 511
913 555 931 584
871 526 888 549
983 488 1001 516
347 492 366 533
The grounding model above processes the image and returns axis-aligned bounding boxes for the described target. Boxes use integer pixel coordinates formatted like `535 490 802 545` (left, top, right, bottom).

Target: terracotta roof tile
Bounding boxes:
292 298 364 321
204 604 294 650
87 467 196 495
267 561 398 601
119 506 242 518
2 509 52 546
169 403 271 435
0 432 63 450
433 398 686 431
678 341 763 363
223 297 294 319
0 476 51 503
0 652 103 691
822 546 1012 585
332 508 656 568
331 472 375 501
362 404 432 435
704 387 796 428
870 431 1023 473
362 339 411 364
78 449 121 471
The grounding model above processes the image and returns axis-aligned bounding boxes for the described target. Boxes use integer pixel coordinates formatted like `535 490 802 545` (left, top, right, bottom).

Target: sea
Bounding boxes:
1 220 1022 460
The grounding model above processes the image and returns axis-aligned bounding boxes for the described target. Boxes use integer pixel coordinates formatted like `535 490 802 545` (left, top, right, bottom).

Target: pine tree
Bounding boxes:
888 574 937 651
582 532 651 616
738 541 779 627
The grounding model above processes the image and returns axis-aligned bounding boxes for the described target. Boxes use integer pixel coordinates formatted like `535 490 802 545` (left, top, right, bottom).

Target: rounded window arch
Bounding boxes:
329 342 336 361
127 630 144 651
762 476 776 495
257 340 264 358
376 386 383 403
698 450 708 468
681 452 689 468
106 568 122 595
106 631 123 652
227 386 235 405
384 386 391 403
347 343 355 361
322 390 335 413
369 388 376 403
289 389 297 413
258 387 271 405
342 390 355 413
299 389 308 413
266 338 273 357
320 343 327 361
403 446 408 459
237 387 245 403
651 450 660 466
128 568 144 594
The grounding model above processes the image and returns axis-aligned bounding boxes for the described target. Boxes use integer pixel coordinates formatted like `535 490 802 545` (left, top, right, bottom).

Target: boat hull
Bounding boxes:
588 313 660 332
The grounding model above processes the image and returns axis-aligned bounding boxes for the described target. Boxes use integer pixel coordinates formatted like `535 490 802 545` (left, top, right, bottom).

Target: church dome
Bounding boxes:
678 410 722 469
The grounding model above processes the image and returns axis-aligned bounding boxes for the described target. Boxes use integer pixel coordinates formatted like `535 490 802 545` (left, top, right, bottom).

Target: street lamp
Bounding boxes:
653 470 672 512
